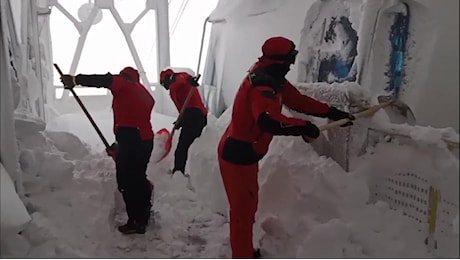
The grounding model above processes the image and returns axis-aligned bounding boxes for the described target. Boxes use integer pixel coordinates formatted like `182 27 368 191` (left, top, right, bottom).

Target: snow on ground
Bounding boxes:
1 164 31 257
2 108 457 258
255 138 431 258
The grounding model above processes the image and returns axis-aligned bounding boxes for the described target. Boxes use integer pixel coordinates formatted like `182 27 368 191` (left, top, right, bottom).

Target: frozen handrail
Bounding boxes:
368 126 459 151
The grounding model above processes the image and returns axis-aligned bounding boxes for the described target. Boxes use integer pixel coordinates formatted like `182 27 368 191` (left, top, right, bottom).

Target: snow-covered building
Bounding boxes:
201 0 459 132
1 0 458 258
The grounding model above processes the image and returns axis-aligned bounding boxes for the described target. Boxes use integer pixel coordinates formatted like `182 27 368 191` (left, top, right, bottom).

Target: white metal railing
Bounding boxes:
47 0 171 113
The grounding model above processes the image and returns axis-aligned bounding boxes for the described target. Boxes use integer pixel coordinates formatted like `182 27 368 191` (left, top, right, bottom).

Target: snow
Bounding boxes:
371 122 459 150
454 213 459 235
298 0 362 83
406 0 459 132
1 0 459 258
209 0 283 22
357 0 459 131
5 109 455 258
0 164 31 236
255 138 432 258
5 110 233 258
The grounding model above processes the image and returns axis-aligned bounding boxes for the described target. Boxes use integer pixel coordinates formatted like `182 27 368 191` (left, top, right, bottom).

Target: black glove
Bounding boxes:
172 120 181 130
301 121 320 143
60 75 76 89
327 107 355 127
188 77 200 87
160 74 175 90
106 142 118 159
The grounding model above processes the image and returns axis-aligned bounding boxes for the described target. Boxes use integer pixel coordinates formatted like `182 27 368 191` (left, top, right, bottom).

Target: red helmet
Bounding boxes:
159 68 174 82
261 36 298 64
120 66 140 82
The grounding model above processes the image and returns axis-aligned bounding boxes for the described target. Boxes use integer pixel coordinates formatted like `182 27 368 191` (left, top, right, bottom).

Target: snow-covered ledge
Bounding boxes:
292 82 371 171
292 81 459 171
1 0 24 197
366 122 460 154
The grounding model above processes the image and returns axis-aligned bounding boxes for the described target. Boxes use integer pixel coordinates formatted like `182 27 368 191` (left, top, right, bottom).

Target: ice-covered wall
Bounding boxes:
0 164 31 232
206 0 458 132
1 0 32 251
409 0 459 131
297 0 363 84
357 0 459 131
1 0 22 194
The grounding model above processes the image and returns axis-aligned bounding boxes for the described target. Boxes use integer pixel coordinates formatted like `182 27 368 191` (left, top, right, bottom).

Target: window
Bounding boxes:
317 16 358 83
387 3 410 98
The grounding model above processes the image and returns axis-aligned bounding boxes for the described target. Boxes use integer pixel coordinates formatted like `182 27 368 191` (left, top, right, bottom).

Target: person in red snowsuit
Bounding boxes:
159 69 207 175
60 67 155 234
217 36 355 258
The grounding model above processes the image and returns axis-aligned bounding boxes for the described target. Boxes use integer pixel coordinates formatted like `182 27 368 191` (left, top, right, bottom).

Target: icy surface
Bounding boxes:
1 0 459 258
0 164 31 235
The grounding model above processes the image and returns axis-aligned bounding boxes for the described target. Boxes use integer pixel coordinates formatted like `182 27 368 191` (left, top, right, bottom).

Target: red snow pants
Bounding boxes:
218 139 259 258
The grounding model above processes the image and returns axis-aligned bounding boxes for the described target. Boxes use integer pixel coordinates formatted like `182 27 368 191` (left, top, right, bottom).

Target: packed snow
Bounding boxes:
1 108 457 258
1 0 459 258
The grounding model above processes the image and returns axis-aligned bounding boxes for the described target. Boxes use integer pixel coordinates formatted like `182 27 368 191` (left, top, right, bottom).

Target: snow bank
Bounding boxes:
371 122 459 150
186 111 450 257
46 110 176 152
0 163 31 235
18 131 75 194
255 137 432 258
454 213 459 235
11 126 116 258
356 138 459 257
188 114 229 216
20 212 87 258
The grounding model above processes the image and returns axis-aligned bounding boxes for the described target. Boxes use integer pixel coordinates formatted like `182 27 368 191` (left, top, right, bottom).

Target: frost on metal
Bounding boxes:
293 82 370 171
297 0 362 84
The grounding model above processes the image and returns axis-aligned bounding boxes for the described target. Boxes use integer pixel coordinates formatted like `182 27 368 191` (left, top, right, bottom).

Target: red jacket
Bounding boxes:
109 75 155 140
169 72 207 115
220 62 329 164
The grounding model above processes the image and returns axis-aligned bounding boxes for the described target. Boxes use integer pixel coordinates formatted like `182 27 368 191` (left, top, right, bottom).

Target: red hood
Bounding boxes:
120 66 140 82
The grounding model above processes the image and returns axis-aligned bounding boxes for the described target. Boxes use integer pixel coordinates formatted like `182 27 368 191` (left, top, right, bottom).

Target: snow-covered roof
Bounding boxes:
208 0 283 22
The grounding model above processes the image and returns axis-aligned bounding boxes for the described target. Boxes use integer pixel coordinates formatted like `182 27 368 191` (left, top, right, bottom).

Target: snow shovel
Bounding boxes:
317 101 459 150
377 94 416 125
154 74 201 163
318 101 394 131
53 64 111 150
301 101 393 143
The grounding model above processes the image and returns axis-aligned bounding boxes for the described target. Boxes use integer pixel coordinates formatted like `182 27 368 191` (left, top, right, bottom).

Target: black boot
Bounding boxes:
118 220 146 235
253 248 261 258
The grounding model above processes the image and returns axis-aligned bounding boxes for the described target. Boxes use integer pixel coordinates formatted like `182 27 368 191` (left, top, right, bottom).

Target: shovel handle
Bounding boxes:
319 102 392 131
170 74 201 138
53 64 110 149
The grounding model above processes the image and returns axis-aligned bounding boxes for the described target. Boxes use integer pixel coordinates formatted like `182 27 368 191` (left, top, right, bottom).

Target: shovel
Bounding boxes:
317 101 459 150
377 94 416 125
319 101 394 131
302 101 393 143
54 64 111 149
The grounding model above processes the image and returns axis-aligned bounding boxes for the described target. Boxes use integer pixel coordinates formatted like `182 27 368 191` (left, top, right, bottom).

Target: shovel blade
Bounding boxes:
377 95 416 125
153 128 173 163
